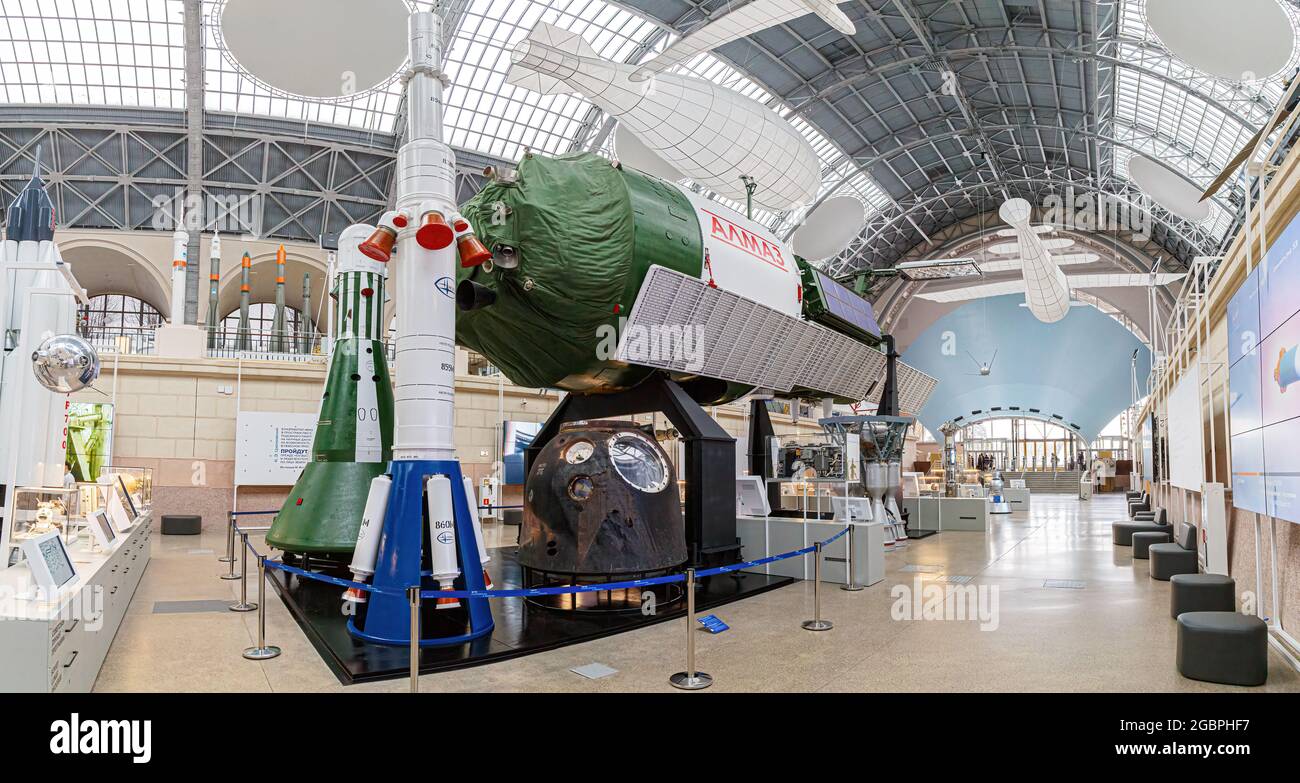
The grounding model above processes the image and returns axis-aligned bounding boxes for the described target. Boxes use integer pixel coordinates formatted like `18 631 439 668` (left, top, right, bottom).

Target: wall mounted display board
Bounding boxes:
1227 210 1300 522
234 412 317 486
1167 363 1204 490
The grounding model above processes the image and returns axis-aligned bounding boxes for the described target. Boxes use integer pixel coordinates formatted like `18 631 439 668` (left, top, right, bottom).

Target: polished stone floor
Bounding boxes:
93 494 1300 692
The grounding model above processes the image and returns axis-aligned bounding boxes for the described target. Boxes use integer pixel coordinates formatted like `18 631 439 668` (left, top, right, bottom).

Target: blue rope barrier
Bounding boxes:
231 510 279 517
252 524 854 601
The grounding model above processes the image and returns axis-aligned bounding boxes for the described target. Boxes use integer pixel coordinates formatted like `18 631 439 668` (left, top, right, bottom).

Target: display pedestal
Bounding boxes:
347 459 493 647
154 324 206 358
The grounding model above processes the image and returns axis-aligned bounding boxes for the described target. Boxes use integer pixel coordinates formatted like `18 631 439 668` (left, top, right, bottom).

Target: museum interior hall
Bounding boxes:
2 0 1300 719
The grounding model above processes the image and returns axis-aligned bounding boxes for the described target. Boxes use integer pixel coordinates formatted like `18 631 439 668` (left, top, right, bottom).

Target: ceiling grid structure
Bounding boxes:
0 0 1297 280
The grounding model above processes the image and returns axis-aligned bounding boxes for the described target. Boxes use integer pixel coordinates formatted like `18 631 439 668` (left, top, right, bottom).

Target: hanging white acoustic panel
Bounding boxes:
507 22 821 211
631 0 856 81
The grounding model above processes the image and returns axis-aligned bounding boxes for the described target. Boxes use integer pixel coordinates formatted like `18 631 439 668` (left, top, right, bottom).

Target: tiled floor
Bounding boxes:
93 495 1300 692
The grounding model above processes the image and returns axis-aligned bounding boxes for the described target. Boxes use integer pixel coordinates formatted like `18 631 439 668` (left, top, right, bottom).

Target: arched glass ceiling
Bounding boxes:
3 0 1297 264
0 0 185 107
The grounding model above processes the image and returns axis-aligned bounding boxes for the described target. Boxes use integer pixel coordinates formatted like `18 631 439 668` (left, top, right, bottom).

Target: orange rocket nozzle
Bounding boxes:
481 568 494 589
342 587 367 604
416 210 454 250
435 587 461 610
359 225 397 262
457 233 491 268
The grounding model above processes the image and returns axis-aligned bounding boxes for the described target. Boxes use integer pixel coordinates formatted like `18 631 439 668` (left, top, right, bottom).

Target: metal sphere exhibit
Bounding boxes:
31 334 100 393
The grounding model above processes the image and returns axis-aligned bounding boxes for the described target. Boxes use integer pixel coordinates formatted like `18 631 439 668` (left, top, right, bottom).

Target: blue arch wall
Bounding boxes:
900 295 1151 441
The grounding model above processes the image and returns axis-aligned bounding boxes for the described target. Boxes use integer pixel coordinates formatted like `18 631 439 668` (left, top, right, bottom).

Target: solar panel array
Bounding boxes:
617 265 935 404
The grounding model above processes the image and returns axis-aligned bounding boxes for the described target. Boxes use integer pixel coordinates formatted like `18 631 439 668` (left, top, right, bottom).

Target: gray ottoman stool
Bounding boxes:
1176 612 1268 686
1113 508 1169 545
1171 574 1236 618
161 514 202 535
1132 530 1171 559
1149 523 1198 580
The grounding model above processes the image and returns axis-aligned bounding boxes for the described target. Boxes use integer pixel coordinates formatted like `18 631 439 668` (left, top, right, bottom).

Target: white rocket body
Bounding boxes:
391 12 459 461
169 206 188 325
462 474 492 588
426 475 461 607
342 474 392 603
0 238 77 490
334 224 388 464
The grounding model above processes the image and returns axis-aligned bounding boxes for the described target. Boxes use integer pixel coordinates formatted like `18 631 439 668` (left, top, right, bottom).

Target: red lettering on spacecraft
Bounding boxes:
704 210 787 271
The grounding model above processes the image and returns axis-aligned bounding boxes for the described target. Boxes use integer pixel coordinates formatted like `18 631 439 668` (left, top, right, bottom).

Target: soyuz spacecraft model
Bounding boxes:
0 146 82 495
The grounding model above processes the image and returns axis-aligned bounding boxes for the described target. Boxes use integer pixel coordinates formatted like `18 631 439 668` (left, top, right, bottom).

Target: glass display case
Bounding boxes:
4 486 81 560
97 465 153 517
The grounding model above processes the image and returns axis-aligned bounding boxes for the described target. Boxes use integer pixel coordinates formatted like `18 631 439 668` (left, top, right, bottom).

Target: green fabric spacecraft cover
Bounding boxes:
458 153 655 390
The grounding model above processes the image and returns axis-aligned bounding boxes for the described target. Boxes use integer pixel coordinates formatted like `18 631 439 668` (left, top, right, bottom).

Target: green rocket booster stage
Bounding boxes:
266 223 394 555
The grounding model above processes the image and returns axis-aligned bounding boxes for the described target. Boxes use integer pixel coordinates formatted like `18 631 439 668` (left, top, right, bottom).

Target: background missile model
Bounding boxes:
456 152 928 407
237 251 251 349
206 233 221 348
0 146 82 506
300 272 313 354
506 22 820 211
169 200 187 324
266 224 394 556
271 244 287 352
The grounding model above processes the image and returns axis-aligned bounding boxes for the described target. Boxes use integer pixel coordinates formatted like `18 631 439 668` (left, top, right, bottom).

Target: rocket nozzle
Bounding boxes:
416 210 454 250
456 279 497 311
359 225 397 262
457 233 491 268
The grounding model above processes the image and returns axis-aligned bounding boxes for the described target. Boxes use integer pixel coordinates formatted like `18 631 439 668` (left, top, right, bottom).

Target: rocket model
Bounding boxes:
169 199 188 324
0 145 79 495
266 224 395 556
455 151 910 405
300 272 313 354
340 11 494 646
271 244 287 352
237 251 252 350
505 22 819 211
206 233 221 348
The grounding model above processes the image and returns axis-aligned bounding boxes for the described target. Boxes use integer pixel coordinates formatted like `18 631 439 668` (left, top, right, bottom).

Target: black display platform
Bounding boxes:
269 546 795 684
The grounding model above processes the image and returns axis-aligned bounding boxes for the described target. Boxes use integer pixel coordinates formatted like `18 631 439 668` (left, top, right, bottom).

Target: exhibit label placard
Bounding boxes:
235 411 316 486
1167 363 1203 490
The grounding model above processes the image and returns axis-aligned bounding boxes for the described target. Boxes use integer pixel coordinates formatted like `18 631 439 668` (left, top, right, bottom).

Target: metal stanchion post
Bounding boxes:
220 518 240 580
802 541 833 631
243 556 281 660
409 586 421 693
669 568 712 690
230 532 256 611
841 524 864 592
219 511 234 563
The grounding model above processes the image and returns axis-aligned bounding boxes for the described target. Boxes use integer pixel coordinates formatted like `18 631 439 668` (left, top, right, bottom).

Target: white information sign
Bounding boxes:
235 412 317 486
1167 364 1204 490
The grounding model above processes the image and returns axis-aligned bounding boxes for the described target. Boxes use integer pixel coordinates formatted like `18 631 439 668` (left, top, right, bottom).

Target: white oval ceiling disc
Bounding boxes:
1146 0 1295 80
614 124 684 181
792 197 866 261
1128 155 1211 222
220 0 410 99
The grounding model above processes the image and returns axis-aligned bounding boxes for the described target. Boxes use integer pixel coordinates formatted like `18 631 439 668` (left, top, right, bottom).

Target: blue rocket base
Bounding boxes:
347 459 494 646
